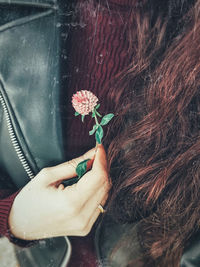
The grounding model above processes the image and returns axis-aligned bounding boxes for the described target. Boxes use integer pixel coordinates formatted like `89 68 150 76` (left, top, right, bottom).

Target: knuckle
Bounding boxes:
40 167 51 176
67 159 77 168
82 153 87 161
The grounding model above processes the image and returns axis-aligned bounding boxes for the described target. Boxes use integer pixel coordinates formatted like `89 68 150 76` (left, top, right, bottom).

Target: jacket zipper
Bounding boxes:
0 91 35 179
0 91 72 265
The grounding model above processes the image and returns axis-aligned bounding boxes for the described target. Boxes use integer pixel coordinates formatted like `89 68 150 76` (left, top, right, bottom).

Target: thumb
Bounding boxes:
40 148 96 186
92 144 107 172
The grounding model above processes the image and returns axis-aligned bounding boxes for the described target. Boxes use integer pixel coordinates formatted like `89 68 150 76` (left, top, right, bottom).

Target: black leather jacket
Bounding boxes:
0 0 199 266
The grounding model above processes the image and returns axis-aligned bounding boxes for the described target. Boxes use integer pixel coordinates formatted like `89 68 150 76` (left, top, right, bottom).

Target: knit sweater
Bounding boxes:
65 0 132 160
0 0 132 265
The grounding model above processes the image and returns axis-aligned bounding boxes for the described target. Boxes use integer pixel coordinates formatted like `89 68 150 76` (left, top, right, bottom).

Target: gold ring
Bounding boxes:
98 204 106 213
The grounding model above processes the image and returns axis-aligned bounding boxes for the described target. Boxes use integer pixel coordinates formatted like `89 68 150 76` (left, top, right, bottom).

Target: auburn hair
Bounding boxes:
103 0 200 265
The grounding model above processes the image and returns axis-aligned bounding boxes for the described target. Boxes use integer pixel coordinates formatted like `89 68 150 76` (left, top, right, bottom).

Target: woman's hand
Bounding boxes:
9 145 110 240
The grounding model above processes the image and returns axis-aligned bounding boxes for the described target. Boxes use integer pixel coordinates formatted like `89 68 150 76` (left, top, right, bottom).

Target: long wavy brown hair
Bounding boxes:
104 0 200 265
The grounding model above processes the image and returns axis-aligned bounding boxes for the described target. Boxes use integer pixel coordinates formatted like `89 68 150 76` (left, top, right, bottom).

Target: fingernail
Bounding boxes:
87 158 94 170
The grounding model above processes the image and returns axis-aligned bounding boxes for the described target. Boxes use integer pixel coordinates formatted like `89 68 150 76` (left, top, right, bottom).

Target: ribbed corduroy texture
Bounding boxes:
67 1 132 266
65 0 132 160
0 190 19 237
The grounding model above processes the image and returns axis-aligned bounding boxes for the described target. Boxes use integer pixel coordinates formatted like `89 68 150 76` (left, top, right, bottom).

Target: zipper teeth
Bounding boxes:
0 92 35 179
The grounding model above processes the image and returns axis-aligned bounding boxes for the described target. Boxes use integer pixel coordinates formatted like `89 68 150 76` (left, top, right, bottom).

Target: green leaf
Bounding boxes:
95 104 100 110
92 111 95 118
100 113 114 126
95 126 104 144
81 115 85 122
76 159 90 179
89 125 98 135
75 112 80 116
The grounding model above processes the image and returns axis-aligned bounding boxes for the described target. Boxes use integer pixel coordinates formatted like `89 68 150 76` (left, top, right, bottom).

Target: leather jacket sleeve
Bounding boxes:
95 214 200 267
180 231 200 267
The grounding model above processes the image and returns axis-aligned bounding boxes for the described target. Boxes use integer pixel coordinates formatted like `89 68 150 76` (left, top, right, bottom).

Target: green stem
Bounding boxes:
94 110 100 126
93 110 100 146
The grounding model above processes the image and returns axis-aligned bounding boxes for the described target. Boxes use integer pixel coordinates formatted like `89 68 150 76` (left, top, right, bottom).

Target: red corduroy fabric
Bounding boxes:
65 0 132 160
0 190 19 239
66 0 132 265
